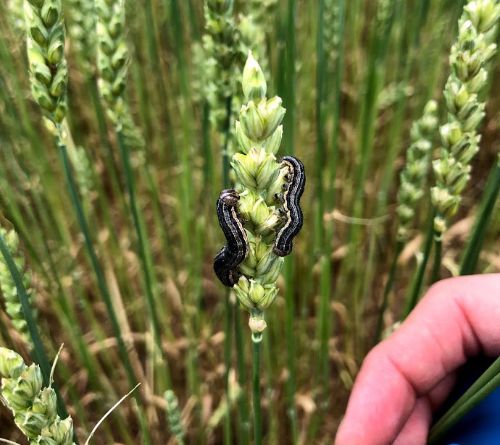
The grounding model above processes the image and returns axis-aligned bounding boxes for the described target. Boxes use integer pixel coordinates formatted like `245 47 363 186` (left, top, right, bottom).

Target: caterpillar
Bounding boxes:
213 189 248 287
273 156 306 257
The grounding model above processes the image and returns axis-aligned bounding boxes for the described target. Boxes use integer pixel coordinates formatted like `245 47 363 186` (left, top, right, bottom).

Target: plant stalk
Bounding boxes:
460 159 500 275
116 129 171 391
223 291 233 445
428 360 500 444
403 211 434 318
375 240 403 342
252 334 263 445
431 234 442 283
235 307 251 445
57 140 151 444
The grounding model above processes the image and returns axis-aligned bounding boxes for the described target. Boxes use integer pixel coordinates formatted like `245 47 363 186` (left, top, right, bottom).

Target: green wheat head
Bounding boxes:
202 0 244 131
96 0 128 126
238 0 277 70
0 347 75 444
24 0 68 125
0 227 36 346
66 0 97 76
431 0 500 236
8 0 25 31
324 0 344 73
231 54 288 337
397 100 439 241
165 390 185 445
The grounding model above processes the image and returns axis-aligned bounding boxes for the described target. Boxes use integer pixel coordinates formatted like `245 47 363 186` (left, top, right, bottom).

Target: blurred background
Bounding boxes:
0 0 499 443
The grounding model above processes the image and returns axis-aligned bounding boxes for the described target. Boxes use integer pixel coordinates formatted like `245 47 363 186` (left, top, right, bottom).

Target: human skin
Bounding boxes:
335 274 500 445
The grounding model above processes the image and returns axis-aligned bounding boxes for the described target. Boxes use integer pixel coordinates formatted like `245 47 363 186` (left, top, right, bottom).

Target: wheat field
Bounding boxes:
0 0 499 444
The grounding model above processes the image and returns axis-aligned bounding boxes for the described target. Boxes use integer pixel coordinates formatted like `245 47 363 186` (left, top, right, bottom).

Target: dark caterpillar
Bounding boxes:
273 156 306 257
213 189 248 287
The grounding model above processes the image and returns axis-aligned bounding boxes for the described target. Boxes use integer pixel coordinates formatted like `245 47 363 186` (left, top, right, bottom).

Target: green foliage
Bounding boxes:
0 0 498 443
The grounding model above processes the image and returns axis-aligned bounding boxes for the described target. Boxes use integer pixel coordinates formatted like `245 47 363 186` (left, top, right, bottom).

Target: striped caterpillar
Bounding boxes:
213 189 248 287
273 156 306 257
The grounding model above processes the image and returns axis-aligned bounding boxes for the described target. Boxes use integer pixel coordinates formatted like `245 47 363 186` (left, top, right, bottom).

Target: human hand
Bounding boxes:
335 274 500 445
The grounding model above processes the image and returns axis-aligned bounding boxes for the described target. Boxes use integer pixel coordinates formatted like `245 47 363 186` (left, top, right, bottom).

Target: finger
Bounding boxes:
393 398 432 445
427 374 456 411
335 274 500 445
393 376 456 445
